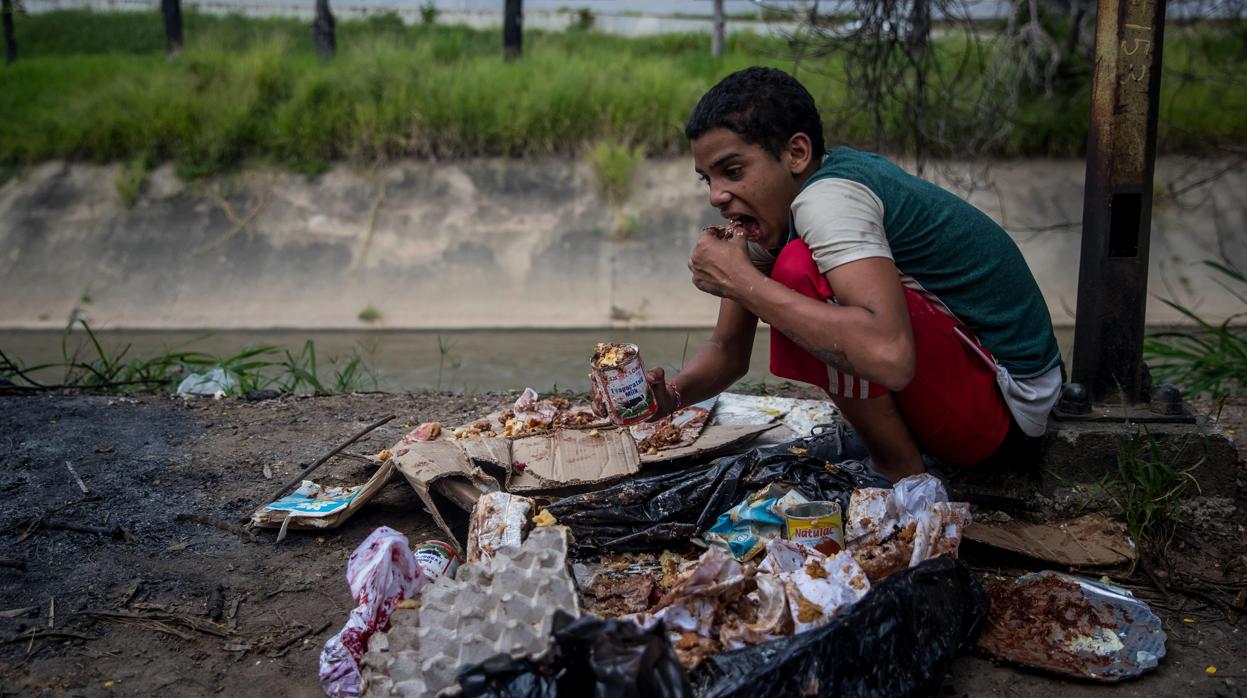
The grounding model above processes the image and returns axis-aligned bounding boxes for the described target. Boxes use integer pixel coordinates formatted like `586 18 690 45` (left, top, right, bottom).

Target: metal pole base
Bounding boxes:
1052 382 1196 424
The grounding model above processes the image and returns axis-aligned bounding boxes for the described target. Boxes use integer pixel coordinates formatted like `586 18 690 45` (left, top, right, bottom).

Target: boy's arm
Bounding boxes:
689 228 915 391
644 297 759 419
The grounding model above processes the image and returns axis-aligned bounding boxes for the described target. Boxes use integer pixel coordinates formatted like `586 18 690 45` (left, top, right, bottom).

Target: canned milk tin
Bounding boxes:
590 342 658 426
414 540 460 581
784 501 845 555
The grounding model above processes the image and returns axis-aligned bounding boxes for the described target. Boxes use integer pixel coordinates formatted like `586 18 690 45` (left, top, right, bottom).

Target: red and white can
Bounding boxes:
413 540 460 582
590 342 658 426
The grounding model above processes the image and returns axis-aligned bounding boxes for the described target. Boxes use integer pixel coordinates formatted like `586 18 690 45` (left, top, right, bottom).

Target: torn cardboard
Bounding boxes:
391 440 501 547
964 512 1136 567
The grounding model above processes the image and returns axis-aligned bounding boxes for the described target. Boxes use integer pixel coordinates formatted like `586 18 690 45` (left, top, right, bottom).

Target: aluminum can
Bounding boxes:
590 342 658 426
784 501 845 555
414 540 460 581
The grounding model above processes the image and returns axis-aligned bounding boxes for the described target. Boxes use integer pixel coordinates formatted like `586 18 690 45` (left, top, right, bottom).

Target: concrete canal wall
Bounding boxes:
0 157 1243 330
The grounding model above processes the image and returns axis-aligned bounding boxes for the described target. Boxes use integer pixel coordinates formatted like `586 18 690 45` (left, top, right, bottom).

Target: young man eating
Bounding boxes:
641 66 1063 482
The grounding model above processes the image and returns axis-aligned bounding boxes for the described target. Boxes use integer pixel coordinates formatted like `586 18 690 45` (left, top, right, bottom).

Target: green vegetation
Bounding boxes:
115 155 151 208
588 140 645 205
357 305 383 324
419 2 438 26
1145 261 1247 401
1104 430 1200 545
0 319 379 395
569 8 595 32
0 11 1244 178
609 208 640 241
435 335 462 392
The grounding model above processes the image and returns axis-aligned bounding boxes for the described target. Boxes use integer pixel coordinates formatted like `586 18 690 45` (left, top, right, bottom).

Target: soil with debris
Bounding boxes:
1 393 1244 697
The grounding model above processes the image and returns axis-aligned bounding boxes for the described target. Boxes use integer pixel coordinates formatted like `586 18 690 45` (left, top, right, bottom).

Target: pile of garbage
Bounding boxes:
618 473 970 669
317 432 987 698
227 376 1166 695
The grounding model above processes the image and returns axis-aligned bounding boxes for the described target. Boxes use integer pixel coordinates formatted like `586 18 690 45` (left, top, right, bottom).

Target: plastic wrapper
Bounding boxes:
544 434 889 553
691 556 987 698
630 547 750 648
778 550 871 634
704 483 809 561
320 527 429 698
458 611 693 698
718 573 789 648
842 474 971 572
845 473 945 546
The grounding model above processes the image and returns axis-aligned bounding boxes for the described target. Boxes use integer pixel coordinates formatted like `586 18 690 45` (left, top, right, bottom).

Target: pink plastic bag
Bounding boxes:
320 527 429 697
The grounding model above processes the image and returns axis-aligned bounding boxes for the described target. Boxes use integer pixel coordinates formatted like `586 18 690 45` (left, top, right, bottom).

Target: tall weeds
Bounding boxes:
0 320 378 396
1145 261 1246 402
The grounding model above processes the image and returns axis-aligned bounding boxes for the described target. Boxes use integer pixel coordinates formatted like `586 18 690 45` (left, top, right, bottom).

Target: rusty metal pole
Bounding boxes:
1066 0 1167 409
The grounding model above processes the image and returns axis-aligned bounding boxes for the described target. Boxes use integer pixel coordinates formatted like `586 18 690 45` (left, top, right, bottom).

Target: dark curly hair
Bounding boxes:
685 66 825 159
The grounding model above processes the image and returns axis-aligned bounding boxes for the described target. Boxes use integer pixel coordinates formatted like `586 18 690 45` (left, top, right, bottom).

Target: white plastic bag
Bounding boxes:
176 367 239 396
320 527 429 698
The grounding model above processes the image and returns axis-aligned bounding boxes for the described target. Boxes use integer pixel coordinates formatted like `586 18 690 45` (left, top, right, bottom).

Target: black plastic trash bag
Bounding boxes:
458 654 558 698
459 612 692 698
691 556 988 698
545 430 890 552
459 557 983 698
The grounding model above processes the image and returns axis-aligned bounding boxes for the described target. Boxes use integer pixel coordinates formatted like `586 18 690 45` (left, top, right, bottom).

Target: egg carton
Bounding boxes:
361 526 579 697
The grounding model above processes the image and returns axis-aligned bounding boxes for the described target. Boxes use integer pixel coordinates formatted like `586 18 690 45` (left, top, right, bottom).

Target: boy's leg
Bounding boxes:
830 392 925 481
768 240 1011 471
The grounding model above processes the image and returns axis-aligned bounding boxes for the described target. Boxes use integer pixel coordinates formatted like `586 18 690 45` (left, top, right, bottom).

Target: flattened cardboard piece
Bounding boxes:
964 512 1137 567
508 428 641 492
250 459 395 530
639 423 779 464
456 434 513 468
392 439 501 549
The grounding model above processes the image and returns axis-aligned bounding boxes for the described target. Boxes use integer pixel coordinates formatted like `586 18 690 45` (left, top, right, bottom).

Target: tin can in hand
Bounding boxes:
590 342 658 426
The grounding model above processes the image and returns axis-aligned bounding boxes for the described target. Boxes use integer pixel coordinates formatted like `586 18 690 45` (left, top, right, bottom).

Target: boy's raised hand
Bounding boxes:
688 225 758 299
643 366 678 421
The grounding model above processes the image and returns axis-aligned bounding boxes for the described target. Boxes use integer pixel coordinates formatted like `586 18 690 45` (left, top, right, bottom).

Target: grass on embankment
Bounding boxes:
1 11 1245 178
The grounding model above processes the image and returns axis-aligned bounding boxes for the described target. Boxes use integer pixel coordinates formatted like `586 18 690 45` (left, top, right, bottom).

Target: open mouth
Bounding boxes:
729 215 763 242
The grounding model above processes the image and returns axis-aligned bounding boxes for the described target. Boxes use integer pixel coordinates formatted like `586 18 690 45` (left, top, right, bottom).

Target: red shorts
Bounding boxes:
768 240 1011 466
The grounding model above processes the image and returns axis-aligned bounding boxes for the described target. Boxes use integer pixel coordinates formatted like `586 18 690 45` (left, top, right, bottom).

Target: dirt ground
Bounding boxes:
1 392 1244 697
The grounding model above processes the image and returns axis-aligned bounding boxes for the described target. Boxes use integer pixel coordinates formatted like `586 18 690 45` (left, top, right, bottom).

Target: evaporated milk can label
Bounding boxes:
591 342 657 425
785 501 845 555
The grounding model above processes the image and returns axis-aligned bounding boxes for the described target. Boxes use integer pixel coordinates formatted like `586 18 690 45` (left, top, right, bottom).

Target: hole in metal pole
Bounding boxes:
1109 192 1141 258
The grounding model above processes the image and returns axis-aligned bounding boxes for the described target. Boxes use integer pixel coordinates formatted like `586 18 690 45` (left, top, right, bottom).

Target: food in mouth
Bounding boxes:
703 218 753 241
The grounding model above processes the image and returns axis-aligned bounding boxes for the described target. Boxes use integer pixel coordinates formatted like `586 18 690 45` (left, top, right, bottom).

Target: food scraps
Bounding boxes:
404 422 442 443
630 404 710 453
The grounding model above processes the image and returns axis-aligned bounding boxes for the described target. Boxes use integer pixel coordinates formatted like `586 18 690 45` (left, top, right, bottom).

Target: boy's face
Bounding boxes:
691 127 811 250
